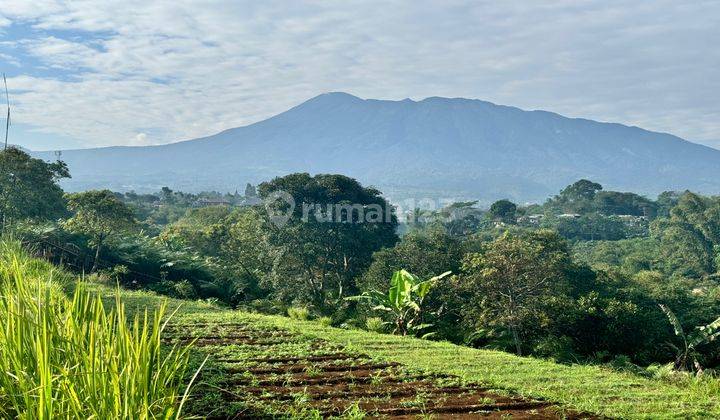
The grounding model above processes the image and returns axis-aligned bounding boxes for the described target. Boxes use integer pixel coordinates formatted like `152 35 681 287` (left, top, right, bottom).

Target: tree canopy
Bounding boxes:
64 190 138 271
258 173 398 310
0 147 70 227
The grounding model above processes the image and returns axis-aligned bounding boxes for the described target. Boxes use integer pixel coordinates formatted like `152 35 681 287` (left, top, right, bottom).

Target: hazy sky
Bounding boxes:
1 1 719 150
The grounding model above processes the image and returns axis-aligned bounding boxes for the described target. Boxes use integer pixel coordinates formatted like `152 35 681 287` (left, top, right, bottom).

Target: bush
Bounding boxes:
287 306 310 321
317 316 333 327
365 317 386 333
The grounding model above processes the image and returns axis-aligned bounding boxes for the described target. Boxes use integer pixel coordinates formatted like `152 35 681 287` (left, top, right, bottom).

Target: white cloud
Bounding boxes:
0 0 719 148
130 132 148 146
0 52 20 67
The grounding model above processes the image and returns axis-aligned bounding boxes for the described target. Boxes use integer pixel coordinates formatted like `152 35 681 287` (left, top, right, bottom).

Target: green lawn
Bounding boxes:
110 287 720 419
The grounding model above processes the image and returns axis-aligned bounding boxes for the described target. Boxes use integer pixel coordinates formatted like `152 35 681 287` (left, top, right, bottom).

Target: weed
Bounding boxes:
288 307 311 321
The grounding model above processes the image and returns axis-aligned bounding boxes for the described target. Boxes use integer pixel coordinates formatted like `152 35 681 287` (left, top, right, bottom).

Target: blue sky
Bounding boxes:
0 1 719 151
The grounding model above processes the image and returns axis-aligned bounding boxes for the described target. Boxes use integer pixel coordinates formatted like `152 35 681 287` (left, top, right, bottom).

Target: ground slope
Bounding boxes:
112 289 720 419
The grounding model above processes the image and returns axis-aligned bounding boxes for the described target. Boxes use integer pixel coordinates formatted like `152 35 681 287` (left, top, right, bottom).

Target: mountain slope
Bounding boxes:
33 92 720 202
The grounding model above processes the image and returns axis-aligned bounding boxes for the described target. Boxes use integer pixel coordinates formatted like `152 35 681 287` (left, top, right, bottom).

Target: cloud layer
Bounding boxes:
1 0 719 149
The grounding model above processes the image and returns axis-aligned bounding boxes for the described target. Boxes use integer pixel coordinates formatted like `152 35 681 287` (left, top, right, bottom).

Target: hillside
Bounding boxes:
108 288 720 419
33 92 720 202
4 236 719 418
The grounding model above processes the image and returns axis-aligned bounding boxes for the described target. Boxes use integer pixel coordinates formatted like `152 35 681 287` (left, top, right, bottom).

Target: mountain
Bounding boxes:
32 92 720 203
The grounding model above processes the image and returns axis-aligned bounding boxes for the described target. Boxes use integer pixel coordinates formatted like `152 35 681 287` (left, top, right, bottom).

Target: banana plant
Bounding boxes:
347 269 451 336
659 304 720 372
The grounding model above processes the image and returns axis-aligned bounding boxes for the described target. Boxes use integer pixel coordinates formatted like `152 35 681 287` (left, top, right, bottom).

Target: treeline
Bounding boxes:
2 147 720 370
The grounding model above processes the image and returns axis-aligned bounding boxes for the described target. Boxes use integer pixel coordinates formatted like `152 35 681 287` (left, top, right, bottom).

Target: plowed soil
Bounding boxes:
164 322 601 419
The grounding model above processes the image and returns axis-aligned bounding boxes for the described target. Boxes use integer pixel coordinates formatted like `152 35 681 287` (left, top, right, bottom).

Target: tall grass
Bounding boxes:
0 240 200 419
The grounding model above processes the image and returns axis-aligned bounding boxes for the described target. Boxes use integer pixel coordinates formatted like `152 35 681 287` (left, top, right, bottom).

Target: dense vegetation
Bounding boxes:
3 146 720 381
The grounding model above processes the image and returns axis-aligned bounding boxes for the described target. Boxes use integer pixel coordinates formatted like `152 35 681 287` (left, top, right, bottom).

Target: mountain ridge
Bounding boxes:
31 92 720 203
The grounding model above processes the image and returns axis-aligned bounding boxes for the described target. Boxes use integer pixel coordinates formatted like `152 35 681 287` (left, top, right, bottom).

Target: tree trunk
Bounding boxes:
511 325 522 356
397 317 407 336
91 234 104 273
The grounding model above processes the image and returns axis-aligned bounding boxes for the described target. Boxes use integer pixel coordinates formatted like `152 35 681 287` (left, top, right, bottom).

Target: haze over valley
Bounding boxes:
32 92 720 203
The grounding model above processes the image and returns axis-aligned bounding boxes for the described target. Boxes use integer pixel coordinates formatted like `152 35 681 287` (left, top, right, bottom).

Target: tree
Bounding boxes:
460 230 572 355
656 191 683 218
220 208 274 302
653 220 714 277
258 173 398 311
488 199 517 224
561 179 603 202
360 228 462 292
427 201 483 237
160 186 175 203
593 191 657 217
0 147 70 228
244 183 257 198
64 190 138 272
553 213 630 241
347 269 451 336
651 192 720 277
548 179 603 213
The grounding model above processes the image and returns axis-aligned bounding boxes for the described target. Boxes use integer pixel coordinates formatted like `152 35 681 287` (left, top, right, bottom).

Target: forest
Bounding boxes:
4 147 720 374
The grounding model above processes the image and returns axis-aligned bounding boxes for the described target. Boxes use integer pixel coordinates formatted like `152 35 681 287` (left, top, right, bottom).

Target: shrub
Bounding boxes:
365 317 386 333
347 269 451 336
288 306 310 321
317 316 333 327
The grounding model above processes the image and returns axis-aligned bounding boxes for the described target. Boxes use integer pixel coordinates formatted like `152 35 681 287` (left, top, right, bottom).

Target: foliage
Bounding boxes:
459 230 573 355
64 190 138 271
347 269 450 336
365 317 386 333
488 199 517 224
547 179 603 213
359 228 464 340
550 213 638 241
0 240 200 419
259 173 398 311
573 237 659 274
0 147 69 227
287 306 311 321
593 191 657 217
160 206 272 304
650 192 720 278
659 304 720 372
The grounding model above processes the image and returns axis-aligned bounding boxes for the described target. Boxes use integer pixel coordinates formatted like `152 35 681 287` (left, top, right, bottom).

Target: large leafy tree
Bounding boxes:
64 190 138 272
488 199 517 224
547 179 603 214
258 173 398 311
460 229 573 355
652 192 720 277
593 191 657 217
0 147 70 228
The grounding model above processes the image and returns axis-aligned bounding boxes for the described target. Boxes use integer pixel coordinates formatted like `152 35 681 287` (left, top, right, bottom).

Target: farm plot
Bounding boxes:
164 321 597 419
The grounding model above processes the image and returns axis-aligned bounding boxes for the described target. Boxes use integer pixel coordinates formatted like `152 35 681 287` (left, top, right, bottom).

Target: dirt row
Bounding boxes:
164 322 601 419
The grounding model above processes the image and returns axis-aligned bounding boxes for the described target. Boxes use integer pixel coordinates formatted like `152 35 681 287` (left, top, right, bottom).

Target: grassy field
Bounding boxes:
109 288 720 419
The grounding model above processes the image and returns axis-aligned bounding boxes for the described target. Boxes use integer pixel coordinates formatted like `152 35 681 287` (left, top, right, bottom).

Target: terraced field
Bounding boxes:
111 289 720 419
164 320 596 419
